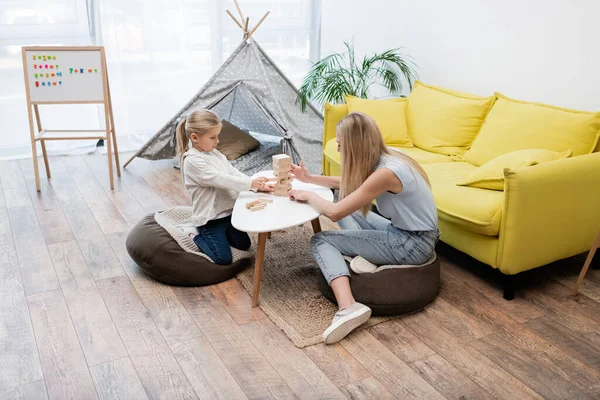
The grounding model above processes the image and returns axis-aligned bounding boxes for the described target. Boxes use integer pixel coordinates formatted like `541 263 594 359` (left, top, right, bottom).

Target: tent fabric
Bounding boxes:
129 39 324 174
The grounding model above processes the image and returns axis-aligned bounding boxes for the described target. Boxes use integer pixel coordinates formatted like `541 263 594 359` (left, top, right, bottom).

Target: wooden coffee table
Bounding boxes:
231 170 334 307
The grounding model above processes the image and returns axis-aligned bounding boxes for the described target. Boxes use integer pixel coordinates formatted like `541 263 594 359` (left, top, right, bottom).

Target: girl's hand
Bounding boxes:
251 177 269 190
258 183 274 193
290 160 310 183
288 189 312 202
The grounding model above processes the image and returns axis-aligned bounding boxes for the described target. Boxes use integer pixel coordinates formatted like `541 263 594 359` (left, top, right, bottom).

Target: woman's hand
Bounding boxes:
251 177 269 190
290 160 311 183
288 189 313 202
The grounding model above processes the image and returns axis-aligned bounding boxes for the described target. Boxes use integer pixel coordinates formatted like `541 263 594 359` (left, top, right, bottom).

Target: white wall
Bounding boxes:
321 0 600 111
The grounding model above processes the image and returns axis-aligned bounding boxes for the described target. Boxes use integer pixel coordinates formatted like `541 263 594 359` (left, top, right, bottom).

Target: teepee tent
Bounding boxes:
123 17 324 174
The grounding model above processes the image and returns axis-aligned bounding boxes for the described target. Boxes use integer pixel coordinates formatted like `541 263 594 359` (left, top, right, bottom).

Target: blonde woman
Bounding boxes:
289 112 439 344
176 110 273 264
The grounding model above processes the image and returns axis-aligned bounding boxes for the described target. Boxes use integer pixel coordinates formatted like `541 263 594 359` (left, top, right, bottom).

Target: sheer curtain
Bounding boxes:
0 0 320 159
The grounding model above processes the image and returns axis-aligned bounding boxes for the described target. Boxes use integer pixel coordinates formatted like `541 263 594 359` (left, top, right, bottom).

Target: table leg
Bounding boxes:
251 232 269 307
311 217 322 234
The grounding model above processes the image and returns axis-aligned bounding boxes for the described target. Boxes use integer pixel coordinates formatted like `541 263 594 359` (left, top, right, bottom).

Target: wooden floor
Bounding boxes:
2 153 600 400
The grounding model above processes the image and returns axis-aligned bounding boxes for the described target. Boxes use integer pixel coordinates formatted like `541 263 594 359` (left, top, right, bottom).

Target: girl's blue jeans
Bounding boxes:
193 215 251 265
311 211 439 284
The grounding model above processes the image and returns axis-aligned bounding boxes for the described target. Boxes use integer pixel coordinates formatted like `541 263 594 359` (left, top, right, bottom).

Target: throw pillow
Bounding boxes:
406 81 496 156
457 149 572 190
217 120 260 160
345 95 413 147
462 93 600 166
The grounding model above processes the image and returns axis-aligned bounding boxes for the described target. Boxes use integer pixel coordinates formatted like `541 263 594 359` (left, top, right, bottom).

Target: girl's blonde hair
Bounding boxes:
176 109 222 160
337 112 431 216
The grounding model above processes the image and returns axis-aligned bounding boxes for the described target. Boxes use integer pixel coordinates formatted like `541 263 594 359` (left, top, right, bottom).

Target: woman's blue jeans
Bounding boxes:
311 211 439 284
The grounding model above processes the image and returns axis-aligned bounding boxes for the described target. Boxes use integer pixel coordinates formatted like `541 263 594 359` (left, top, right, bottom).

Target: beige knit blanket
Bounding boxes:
154 206 254 263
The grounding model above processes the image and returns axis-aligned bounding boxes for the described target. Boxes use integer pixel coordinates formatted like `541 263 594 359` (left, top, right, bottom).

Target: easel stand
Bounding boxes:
21 46 120 191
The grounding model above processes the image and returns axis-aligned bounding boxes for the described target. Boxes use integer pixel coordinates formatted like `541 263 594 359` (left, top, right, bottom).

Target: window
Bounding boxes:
0 0 320 158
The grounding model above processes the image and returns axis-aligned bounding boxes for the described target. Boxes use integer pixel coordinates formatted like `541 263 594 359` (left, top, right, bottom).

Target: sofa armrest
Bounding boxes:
497 152 600 275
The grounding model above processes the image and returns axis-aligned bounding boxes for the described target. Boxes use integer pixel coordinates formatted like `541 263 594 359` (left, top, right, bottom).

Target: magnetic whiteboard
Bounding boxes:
23 48 105 103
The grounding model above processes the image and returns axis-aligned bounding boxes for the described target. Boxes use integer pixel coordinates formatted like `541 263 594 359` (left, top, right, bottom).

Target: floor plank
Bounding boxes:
20 159 75 245
209 278 267 325
48 240 127 366
82 154 148 228
341 330 445 399
0 161 32 208
62 156 129 235
0 204 44 392
421 297 495 342
400 312 543 400
440 266 600 398
27 289 98 400
0 380 48 400
47 159 125 281
106 231 203 346
302 343 372 388
439 250 545 323
368 319 436 364
410 354 495 400
171 336 248 400
8 205 59 295
339 376 396 400
241 318 345 399
89 357 149 400
471 333 595 399
117 157 170 213
175 286 297 400
97 275 197 400
525 316 600 372
130 160 183 207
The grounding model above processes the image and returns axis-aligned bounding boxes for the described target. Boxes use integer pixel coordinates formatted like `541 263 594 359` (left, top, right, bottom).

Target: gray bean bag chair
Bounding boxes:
317 255 440 315
126 214 251 286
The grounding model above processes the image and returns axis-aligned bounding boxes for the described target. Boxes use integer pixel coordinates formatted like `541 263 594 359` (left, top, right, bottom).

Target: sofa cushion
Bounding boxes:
406 81 496 156
388 147 453 164
217 120 260 160
345 95 413 147
323 138 451 173
463 93 600 166
423 162 504 236
458 148 572 190
323 103 348 145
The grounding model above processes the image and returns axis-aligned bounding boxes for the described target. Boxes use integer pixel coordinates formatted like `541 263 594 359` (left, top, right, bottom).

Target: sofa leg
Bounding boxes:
503 275 515 301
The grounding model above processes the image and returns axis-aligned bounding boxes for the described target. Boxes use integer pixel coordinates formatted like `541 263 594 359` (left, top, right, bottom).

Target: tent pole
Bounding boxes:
248 11 269 38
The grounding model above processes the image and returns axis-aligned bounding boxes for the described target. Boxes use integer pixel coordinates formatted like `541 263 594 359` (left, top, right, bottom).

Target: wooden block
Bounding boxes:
250 204 266 212
274 190 288 197
273 154 291 164
246 199 262 209
258 198 273 203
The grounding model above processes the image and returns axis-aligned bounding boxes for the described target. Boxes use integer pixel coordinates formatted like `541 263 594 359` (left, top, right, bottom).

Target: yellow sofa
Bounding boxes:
322 82 600 299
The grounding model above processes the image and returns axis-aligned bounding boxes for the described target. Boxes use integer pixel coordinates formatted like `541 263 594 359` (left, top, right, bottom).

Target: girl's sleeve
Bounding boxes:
185 156 251 192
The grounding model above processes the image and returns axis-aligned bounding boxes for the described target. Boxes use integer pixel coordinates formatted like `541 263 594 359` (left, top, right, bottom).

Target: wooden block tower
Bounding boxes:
272 154 292 196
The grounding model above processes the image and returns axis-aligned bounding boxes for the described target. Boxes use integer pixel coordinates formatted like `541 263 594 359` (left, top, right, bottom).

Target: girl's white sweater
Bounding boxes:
179 147 252 228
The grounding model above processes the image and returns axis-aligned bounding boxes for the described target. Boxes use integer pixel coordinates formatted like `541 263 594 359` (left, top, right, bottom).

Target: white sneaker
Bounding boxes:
350 256 378 274
322 302 372 344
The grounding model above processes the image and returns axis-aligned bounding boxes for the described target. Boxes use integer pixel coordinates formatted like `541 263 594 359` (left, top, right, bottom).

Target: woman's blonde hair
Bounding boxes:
176 109 222 160
337 112 430 216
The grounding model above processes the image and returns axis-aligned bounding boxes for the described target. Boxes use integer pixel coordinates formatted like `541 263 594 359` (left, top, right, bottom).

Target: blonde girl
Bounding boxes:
176 110 272 265
289 112 439 344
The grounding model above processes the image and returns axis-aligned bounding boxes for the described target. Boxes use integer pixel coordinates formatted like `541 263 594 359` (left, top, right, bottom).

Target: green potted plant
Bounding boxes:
297 41 418 111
